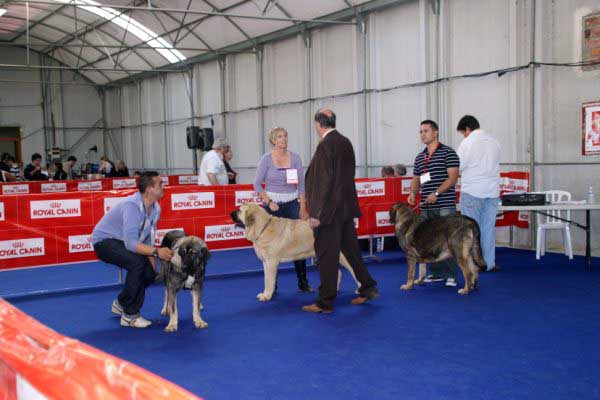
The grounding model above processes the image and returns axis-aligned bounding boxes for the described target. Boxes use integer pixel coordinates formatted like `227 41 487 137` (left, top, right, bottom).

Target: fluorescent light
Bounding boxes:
51 0 186 64
0 9 8 17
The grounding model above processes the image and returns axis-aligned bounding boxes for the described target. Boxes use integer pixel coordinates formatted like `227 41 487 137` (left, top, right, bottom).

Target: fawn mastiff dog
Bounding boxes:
231 204 360 301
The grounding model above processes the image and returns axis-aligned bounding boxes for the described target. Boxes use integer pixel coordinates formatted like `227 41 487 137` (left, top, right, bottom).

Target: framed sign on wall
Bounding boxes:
582 101 600 156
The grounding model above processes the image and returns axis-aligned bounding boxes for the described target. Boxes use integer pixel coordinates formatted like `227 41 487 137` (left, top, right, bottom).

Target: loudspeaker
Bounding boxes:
186 126 202 149
200 128 214 151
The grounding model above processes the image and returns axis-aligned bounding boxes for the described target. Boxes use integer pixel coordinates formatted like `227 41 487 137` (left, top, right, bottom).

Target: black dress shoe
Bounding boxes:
488 265 501 272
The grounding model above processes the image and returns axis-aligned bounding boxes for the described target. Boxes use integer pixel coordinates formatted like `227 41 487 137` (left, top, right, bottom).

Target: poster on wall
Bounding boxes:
582 101 600 156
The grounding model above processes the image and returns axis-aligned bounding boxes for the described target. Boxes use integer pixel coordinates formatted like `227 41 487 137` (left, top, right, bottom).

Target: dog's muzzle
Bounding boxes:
230 210 245 228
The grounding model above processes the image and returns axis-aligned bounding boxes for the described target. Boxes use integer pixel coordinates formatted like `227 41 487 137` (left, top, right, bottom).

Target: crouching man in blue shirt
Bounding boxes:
92 171 173 328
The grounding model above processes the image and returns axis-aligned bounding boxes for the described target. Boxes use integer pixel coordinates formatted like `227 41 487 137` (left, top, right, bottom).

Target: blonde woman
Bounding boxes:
253 127 312 292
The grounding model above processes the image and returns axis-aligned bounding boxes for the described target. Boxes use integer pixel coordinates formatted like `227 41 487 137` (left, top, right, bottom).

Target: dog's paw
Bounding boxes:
400 284 413 290
194 319 208 329
256 292 272 302
164 324 178 332
458 288 470 295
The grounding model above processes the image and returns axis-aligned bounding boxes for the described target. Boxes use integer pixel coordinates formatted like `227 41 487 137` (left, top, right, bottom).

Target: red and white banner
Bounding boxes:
30 199 81 219
0 238 45 260
356 181 385 197
41 182 67 193
112 178 137 189
68 234 94 253
178 175 198 185
78 181 103 191
204 224 246 242
0 173 528 270
234 190 262 206
171 192 215 210
2 184 29 195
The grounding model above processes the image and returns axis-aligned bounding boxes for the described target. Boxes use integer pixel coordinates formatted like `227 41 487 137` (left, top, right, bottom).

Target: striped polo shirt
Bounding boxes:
413 143 460 210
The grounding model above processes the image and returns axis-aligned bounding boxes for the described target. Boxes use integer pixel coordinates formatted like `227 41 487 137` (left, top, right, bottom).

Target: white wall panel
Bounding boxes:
311 24 361 98
194 61 222 117
141 78 164 124
446 0 513 75
226 53 259 111
369 0 424 88
263 35 308 105
166 73 192 120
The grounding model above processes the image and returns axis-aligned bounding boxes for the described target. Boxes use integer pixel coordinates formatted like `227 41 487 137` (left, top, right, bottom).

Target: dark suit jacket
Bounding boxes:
305 130 361 226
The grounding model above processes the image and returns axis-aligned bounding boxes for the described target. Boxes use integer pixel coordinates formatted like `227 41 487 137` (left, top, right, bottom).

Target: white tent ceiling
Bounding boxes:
0 0 374 84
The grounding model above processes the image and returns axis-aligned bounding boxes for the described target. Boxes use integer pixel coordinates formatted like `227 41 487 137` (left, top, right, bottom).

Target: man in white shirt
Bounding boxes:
456 115 501 272
198 138 230 185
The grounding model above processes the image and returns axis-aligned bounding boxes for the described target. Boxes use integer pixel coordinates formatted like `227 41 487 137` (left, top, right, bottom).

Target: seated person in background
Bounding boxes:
8 157 21 181
114 160 130 177
393 164 407 176
381 165 395 177
0 153 11 173
65 155 79 179
99 156 116 177
53 162 68 181
133 170 141 178
24 153 49 181
223 147 237 184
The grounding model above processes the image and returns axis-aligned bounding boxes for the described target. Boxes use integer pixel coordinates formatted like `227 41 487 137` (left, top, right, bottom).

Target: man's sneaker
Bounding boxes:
423 275 445 283
120 314 152 328
111 299 124 316
445 278 457 287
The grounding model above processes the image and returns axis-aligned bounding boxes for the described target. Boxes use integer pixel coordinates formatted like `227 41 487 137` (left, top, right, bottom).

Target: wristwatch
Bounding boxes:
153 249 159 258
434 190 440 197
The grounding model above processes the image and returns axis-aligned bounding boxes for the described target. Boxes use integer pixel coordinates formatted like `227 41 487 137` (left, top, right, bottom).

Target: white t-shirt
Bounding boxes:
456 129 501 198
198 150 229 185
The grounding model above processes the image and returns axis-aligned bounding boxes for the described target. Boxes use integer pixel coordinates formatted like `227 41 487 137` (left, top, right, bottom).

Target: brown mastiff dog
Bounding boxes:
389 202 486 294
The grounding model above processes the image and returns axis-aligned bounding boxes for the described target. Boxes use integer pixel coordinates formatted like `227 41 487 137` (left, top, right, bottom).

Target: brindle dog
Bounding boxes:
157 230 210 332
389 203 486 294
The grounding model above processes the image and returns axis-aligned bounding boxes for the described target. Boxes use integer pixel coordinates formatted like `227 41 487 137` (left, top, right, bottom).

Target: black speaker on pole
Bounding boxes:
186 126 202 149
200 128 214 151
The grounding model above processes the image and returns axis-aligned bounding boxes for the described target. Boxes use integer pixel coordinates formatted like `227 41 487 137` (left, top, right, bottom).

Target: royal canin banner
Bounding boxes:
0 238 45 260
234 191 263 206
30 199 81 219
77 180 103 191
41 182 67 193
2 183 30 195
112 178 137 189
0 174 528 270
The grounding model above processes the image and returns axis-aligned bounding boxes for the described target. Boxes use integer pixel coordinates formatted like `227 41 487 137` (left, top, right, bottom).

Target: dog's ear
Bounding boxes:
389 204 397 224
201 246 210 262
245 210 256 228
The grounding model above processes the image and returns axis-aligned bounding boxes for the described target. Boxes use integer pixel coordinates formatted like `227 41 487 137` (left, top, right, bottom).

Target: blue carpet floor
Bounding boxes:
5 247 600 400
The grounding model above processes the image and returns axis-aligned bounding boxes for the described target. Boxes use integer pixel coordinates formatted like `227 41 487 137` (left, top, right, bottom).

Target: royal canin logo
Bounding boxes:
50 202 61 208
13 241 24 248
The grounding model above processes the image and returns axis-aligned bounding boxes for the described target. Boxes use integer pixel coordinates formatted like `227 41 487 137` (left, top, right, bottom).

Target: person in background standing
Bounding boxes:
223 147 237 184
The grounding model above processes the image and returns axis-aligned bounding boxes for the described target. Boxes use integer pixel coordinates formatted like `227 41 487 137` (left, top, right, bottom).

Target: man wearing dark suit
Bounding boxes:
302 109 380 313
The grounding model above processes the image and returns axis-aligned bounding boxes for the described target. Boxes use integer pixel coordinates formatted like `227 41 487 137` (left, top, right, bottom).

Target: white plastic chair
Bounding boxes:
536 190 573 260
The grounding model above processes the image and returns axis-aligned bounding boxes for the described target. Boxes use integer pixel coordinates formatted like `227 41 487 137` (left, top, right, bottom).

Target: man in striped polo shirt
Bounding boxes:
408 120 460 286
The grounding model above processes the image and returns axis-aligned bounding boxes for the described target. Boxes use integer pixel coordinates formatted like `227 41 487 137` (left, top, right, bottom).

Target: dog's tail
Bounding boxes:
469 218 487 271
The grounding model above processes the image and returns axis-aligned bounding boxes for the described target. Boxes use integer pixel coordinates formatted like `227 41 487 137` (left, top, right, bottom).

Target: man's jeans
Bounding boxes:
420 206 459 280
459 193 499 270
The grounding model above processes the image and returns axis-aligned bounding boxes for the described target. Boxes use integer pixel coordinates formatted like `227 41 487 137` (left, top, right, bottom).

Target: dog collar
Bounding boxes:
254 218 273 241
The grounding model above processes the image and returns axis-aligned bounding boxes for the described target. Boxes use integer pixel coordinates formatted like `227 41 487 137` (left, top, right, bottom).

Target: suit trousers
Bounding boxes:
313 215 377 310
